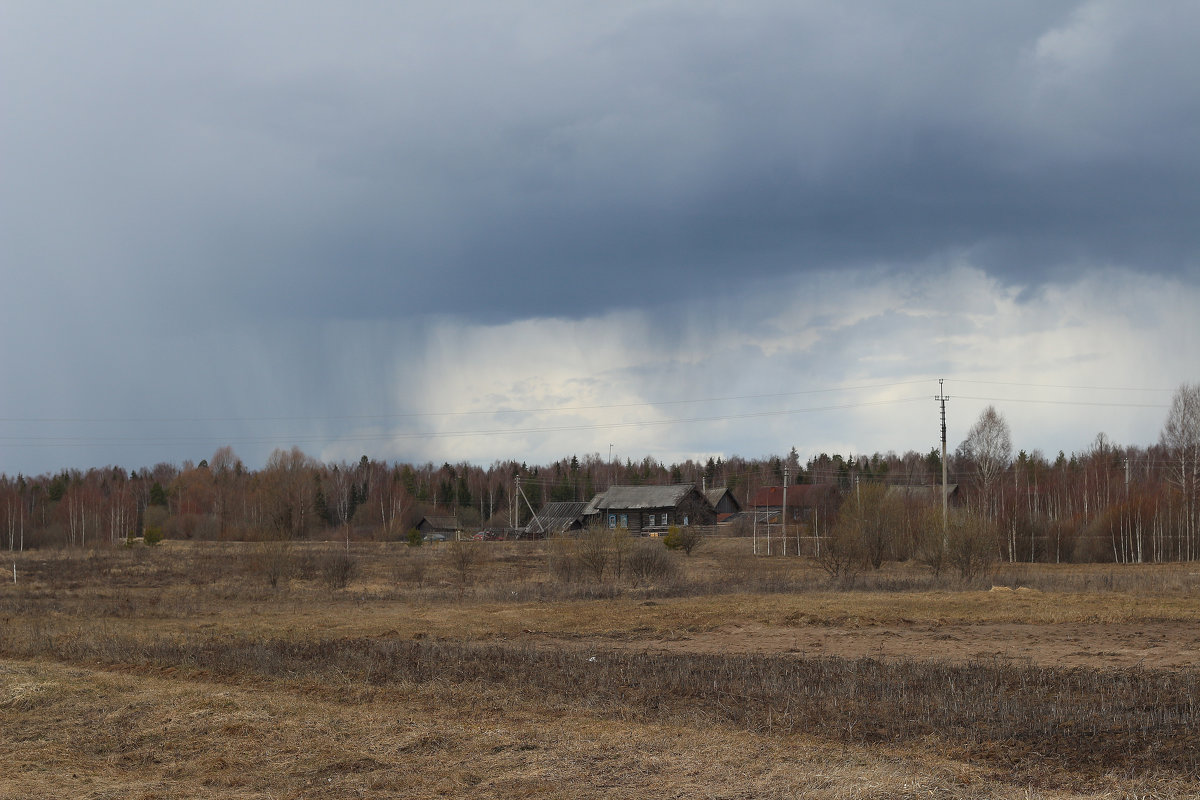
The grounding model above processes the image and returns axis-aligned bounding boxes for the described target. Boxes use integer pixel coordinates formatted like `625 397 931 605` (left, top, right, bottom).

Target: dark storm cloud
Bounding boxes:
3 1 1200 475
6 1 1199 327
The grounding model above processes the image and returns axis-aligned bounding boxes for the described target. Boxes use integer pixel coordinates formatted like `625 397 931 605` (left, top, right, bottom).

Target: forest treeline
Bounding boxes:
3 385 1198 565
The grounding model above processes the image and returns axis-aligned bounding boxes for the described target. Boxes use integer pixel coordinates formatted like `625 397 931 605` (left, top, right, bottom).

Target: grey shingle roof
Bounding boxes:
587 484 699 511
527 501 590 534
704 487 741 511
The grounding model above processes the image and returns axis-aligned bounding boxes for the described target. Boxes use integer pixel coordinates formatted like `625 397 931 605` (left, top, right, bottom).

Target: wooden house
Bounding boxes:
583 484 716 535
750 485 841 525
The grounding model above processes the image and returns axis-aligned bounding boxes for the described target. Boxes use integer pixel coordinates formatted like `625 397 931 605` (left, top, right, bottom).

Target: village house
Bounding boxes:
749 484 843 539
583 484 716 535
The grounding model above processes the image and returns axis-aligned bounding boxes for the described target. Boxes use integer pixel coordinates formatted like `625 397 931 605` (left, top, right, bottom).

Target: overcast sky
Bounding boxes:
2 1 1198 476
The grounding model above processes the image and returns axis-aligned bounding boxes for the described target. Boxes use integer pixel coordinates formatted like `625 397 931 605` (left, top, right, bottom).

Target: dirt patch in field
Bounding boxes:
586 618 1200 669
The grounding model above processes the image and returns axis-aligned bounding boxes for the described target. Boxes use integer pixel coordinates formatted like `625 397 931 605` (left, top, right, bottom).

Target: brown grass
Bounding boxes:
4 539 1200 797
5 659 1090 800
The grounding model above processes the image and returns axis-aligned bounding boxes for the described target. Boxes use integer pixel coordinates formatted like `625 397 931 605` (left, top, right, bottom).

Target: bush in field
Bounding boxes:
552 526 636 584
817 511 865 581
915 504 949 577
321 551 358 591
445 539 485 598
662 525 703 555
946 510 1000 581
626 541 677 585
142 527 164 546
406 528 423 547
257 540 293 588
577 524 611 581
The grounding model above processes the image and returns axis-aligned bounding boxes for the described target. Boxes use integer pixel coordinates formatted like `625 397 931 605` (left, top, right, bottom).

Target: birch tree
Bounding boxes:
1161 383 1200 559
959 405 1012 525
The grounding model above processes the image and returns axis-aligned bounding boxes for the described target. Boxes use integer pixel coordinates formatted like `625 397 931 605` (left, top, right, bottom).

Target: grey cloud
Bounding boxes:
3 1 1200 474
8 2 1200 326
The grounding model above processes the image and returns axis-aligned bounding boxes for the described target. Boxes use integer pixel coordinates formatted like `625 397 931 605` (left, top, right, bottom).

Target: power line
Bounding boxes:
954 394 1169 409
953 379 1173 393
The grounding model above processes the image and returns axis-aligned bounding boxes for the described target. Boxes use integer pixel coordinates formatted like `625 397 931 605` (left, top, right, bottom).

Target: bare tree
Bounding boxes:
262 447 317 539
959 406 1012 523
817 506 866 582
1161 383 1200 560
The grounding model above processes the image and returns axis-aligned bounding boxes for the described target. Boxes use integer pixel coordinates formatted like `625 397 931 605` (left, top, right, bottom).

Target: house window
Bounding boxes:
648 514 656 527
683 515 689 526
608 514 616 529
662 513 669 526
620 514 628 528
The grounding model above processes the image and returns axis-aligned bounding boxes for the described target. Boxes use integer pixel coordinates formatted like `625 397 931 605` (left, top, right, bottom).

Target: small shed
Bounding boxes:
705 487 742 515
416 515 462 538
525 501 591 538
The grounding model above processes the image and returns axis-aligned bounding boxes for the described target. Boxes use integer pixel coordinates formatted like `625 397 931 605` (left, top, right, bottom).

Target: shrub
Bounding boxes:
142 527 164 547
406 528 423 547
321 551 358 591
662 525 703 555
626 542 677 585
816 513 865 581
445 540 485 598
577 525 611 581
257 540 293 588
946 511 1000 582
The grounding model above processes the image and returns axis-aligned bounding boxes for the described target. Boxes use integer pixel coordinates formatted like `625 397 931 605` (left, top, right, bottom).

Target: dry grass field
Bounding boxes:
4 537 1200 798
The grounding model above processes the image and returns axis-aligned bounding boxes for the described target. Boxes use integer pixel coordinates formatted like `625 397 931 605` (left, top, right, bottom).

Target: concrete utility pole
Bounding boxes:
937 379 950 547
512 475 520 530
516 477 543 537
